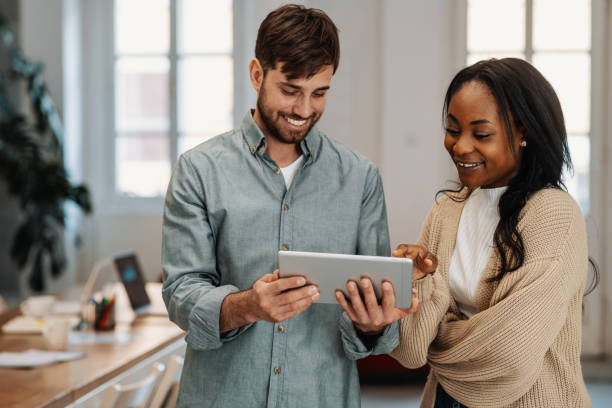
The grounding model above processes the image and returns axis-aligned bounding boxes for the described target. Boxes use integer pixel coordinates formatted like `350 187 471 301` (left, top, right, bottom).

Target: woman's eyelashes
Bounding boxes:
445 127 460 136
444 127 491 139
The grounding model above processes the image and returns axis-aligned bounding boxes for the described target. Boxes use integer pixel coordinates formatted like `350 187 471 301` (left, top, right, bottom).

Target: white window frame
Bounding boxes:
456 0 612 360
85 0 238 214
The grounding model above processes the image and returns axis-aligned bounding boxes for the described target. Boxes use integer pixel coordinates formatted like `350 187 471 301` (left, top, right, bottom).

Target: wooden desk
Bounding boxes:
0 312 185 408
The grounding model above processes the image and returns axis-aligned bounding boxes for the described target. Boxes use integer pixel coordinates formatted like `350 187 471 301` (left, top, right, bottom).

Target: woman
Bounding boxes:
391 58 594 407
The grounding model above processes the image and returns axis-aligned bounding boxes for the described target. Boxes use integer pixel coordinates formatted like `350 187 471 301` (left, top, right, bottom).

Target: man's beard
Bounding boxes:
256 85 320 145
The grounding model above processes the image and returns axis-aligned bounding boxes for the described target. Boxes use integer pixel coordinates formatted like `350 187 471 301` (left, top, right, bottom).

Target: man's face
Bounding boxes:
253 64 333 144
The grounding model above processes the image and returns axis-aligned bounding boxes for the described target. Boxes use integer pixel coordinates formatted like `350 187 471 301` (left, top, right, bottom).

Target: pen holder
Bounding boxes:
93 297 115 331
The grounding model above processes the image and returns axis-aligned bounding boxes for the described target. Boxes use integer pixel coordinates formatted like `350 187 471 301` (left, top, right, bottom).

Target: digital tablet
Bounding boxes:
278 251 413 308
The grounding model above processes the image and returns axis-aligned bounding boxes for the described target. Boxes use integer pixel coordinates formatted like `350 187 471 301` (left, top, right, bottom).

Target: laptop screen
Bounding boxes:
113 252 151 311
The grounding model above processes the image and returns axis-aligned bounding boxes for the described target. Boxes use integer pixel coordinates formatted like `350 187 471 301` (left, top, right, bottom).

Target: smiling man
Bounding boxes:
162 4 398 407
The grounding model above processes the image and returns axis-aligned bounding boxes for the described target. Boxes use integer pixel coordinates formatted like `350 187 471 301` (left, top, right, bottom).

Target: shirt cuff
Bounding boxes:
184 285 252 350
338 312 400 360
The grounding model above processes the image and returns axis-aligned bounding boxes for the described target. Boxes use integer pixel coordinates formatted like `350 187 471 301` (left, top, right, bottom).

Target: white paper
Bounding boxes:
0 349 85 368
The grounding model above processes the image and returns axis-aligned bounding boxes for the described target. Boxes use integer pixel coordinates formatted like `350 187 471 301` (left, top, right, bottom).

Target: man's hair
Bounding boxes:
255 4 340 80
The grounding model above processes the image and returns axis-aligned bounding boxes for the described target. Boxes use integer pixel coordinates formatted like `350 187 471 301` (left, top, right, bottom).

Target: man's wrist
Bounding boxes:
220 290 258 333
239 289 259 324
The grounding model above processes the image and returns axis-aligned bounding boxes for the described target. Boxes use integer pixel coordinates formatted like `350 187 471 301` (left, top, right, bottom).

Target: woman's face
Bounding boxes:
444 81 524 189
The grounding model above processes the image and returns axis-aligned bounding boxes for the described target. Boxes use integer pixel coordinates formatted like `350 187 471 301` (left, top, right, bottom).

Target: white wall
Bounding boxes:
380 0 460 246
601 0 612 359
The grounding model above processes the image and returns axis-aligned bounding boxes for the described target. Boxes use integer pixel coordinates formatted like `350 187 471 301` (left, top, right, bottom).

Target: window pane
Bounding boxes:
532 53 590 134
534 0 590 51
116 57 169 132
467 52 525 66
468 0 525 52
565 134 590 213
178 56 233 136
179 0 232 54
116 133 170 197
178 132 218 155
115 0 169 54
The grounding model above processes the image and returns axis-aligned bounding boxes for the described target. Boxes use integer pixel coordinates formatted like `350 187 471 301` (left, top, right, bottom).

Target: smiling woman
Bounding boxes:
441 58 573 278
389 58 598 407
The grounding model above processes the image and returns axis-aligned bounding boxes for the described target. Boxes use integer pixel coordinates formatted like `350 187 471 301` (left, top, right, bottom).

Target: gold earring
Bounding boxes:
520 140 527 147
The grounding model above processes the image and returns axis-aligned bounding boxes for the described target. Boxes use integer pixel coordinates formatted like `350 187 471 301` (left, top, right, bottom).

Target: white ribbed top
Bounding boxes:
449 186 507 317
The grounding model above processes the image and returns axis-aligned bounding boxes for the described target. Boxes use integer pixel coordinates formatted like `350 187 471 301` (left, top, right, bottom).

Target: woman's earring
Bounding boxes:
520 140 527 147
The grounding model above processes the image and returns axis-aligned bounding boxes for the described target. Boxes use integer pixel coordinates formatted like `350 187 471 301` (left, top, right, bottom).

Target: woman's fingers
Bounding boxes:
393 244 438 280
391 244 410 258
415 251 438 276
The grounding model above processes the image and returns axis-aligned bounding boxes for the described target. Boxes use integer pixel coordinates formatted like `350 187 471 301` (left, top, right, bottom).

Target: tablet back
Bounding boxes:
278 251 413 308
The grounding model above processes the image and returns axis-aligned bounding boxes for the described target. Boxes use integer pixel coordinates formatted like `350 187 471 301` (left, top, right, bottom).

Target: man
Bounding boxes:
162 5 401 407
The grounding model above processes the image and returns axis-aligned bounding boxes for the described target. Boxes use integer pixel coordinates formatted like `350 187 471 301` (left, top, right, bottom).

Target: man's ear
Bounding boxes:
249 58 264 92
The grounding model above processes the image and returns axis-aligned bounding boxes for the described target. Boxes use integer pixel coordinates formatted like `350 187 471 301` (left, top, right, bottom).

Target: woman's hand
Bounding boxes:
392 244 438 281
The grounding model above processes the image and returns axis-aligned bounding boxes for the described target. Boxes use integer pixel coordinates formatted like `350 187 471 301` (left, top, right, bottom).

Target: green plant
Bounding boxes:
0 15 92 292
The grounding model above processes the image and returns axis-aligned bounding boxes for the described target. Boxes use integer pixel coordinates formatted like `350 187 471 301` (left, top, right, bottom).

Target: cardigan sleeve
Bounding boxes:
427 191 588 407
389 202 452 368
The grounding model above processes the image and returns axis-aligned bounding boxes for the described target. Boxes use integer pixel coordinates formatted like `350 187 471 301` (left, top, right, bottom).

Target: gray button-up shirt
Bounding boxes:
162 112 399 408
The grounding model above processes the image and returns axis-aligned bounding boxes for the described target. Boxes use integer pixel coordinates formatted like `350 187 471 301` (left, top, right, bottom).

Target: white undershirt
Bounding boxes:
448 186 507 317
280 155 304 189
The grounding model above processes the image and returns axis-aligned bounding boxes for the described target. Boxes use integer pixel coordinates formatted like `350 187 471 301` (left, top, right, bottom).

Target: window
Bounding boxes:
466 0 591 212
114 0 233 197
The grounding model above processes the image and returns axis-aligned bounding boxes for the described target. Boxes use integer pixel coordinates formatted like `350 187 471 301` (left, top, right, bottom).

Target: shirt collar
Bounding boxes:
240 110 321 159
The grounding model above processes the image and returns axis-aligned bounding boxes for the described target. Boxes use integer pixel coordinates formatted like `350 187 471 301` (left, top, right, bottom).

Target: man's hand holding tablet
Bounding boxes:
336 244 438 335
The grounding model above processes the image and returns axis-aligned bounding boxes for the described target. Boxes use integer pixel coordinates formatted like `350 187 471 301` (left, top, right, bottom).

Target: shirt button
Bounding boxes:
250 146 256 153
310 149 315 155
283 204 289 211
274 366 281 374
274 167 280 174
277 325 285 333
281 244 289 251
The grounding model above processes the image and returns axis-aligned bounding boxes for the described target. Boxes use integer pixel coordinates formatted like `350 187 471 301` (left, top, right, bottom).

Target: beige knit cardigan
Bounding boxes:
390 188 591 407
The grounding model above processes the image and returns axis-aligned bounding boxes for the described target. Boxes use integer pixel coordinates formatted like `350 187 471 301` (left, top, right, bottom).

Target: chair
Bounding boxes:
100 362 165 408
149 355 184 408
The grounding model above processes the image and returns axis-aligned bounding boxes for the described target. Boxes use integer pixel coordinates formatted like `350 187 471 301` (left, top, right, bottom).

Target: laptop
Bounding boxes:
113 252 167 316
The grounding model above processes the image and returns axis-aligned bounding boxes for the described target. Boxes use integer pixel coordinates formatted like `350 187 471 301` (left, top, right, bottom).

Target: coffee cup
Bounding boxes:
42 317 71 351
